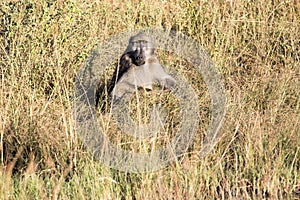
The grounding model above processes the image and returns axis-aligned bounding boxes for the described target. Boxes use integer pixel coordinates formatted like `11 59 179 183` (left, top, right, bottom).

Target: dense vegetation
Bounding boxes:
0 0 299 199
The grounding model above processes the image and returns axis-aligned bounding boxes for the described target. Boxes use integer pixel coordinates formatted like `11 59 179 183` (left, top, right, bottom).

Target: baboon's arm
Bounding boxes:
108 52 134 94
150 63 177 89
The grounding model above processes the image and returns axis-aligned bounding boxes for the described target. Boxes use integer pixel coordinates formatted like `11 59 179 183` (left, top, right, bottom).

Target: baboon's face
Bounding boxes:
127 34 155 66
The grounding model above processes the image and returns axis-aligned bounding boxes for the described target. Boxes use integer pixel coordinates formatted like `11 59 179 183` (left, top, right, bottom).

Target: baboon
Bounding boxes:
108 32 177 100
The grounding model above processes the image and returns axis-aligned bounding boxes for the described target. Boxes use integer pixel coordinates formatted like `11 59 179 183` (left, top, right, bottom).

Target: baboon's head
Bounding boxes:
126 32 155 66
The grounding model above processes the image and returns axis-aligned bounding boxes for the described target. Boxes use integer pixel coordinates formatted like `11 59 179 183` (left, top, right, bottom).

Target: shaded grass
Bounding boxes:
0 0 299 199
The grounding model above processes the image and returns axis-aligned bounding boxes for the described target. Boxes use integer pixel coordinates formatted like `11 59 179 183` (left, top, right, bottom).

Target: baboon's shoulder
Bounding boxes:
148 56 158 64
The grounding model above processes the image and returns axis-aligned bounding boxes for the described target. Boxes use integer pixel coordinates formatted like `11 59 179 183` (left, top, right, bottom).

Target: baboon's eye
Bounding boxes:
140 40 147 44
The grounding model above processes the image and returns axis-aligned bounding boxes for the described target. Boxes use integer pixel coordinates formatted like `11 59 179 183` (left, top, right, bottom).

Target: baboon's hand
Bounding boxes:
160 76 177 89
119 53 133 76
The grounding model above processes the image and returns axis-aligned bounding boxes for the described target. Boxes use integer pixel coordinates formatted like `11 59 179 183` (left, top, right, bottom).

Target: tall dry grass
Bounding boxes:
0 0 299 199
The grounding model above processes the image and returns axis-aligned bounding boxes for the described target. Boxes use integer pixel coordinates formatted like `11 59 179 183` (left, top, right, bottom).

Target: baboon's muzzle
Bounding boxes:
133 48 146 66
